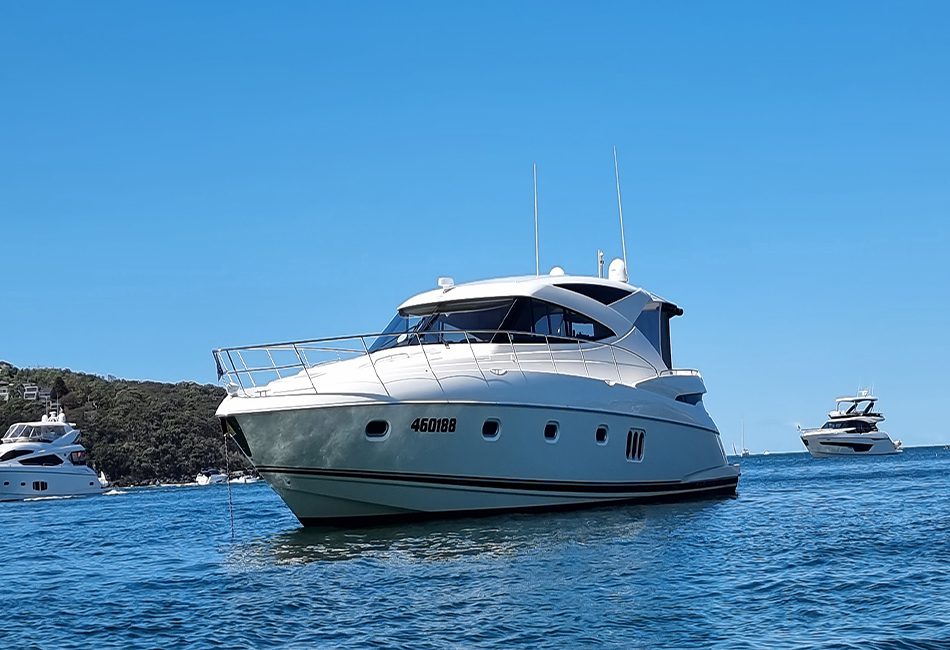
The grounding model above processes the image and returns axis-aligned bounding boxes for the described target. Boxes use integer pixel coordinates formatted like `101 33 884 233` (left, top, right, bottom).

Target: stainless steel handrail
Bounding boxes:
212 328 690 397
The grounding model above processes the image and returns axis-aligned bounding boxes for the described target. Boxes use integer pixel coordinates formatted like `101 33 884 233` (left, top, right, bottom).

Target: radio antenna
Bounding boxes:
533 162 540 276
612 146 628 270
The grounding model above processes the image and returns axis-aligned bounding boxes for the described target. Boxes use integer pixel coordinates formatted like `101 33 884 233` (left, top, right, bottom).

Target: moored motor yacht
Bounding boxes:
213 261 740 526
799 391 902 457
195 468 228 485
0 410 107 500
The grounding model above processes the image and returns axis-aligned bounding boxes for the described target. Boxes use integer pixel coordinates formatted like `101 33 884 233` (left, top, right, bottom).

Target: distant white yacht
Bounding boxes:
799 391 902 457
195 468 228 485
0 410 107 500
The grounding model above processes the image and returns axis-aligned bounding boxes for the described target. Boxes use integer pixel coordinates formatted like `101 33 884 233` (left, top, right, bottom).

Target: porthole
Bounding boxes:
544 421 559 442
482 419 500 440
365 420 390 439
595 425 608 445
3 481 9 486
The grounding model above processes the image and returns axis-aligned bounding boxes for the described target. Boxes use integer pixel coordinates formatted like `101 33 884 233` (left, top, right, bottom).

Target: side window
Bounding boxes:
634 306 662 355
565 310 612 340
532 302 563 336
546 307 566 338
501 298 614 343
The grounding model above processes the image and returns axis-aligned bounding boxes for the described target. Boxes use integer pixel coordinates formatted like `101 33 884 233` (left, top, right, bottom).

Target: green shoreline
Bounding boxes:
0 363 248 486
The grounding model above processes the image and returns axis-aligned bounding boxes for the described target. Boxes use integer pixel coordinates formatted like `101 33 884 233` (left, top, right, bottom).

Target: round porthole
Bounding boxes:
544 421 559 442
595 425 608 445
482 419 501 440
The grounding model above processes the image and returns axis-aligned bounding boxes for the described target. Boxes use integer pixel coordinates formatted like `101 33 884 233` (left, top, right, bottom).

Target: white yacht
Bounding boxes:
196 468 228 485
799 391 902 457
213 262 740 526
0 410 106 500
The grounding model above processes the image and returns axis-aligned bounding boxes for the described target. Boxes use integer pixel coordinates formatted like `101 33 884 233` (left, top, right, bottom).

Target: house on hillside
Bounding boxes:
22 384 39 400
0 384 9 402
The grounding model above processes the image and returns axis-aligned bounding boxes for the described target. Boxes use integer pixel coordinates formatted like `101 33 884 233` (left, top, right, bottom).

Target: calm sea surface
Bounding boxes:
3 447 949 649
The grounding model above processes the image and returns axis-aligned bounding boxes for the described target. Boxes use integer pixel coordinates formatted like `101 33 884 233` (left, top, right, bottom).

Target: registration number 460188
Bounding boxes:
410 417 457 433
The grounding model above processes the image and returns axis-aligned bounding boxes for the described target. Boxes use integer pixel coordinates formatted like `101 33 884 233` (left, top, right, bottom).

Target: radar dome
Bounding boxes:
607 258 628 282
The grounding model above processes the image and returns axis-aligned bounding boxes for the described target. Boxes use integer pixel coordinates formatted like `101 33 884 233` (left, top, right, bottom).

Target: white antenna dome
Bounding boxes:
607 258 628 282
437 277 455 291
549 266 565 277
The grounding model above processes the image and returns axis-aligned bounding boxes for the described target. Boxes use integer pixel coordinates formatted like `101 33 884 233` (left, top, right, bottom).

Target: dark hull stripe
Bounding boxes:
297 483 738 527
255 465 739 495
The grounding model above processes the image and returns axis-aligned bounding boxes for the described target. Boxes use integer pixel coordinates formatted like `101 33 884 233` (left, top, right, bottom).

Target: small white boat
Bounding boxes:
800 391 902 457
228 472 260 484
0 410 107 500
195 468 228 485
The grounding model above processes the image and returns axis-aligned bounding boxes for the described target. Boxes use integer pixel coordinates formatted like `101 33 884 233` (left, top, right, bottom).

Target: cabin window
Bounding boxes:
422 300 517 344
821 420 875 433
595 425 608 445
372 296 615 349
365 420 390 438
0 449 34 462
626 429 645 461
32 481 48 491
675 393 703 405
371 299 516 350
501 298 614 343
482 419 500 440
19 454 64 466
634 304 677 368
2 425 64 442
69 451 88 465
544 421 559 442
634 306 662 357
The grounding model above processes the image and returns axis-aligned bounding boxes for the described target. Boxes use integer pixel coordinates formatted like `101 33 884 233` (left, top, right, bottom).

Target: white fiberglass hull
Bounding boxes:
0 466 105 501
196 474 228 486
801 432 901 457
221 394 739 526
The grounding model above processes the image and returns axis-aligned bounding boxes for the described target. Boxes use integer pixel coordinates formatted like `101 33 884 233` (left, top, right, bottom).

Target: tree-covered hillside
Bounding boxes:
0 363 248 485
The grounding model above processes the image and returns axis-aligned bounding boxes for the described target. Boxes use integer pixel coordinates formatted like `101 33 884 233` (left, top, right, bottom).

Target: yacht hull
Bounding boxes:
225 400 739 526
0 466 105 501
801 433 901 457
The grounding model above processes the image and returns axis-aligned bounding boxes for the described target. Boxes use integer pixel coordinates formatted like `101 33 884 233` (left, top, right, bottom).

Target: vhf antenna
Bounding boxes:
533 162 540 276
613 146 628 270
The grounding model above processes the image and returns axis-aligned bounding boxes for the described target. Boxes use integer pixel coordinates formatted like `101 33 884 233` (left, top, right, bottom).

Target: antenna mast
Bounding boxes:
533 162 540 276
612 146 628 270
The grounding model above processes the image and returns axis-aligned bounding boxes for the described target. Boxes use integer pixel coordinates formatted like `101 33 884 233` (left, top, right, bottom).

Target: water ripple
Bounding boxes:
1 447 948 648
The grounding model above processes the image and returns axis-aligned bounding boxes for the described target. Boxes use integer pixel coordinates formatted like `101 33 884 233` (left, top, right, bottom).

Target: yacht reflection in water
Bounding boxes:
236 499 726 566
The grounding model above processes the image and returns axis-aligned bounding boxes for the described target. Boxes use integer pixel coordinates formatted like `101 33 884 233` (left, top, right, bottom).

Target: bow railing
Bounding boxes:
212 329 692 398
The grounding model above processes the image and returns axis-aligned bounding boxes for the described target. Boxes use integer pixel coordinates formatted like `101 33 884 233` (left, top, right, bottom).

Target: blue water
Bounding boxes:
3 447 949 649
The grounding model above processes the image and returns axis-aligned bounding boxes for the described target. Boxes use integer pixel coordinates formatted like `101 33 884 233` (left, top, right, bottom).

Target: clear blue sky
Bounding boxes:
2 2 948 450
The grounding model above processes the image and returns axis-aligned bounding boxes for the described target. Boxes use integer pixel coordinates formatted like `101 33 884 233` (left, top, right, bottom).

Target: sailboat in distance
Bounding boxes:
740 421 750 457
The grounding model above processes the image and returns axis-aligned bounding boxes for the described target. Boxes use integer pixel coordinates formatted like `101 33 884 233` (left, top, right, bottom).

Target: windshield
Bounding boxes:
2 424 67 442
369 297 614 352
369 300 514 352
